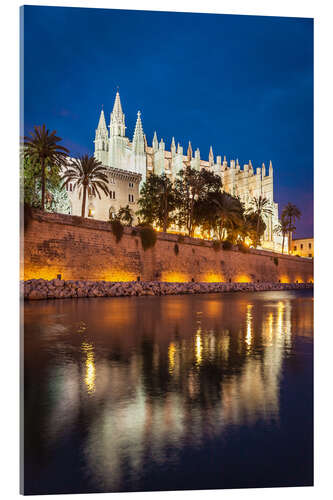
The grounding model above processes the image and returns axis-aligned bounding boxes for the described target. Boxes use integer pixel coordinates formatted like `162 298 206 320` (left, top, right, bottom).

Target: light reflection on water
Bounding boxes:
24 290 313 494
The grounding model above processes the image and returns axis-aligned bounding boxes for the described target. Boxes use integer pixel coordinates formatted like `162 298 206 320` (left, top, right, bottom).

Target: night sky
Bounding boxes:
22 6 313 237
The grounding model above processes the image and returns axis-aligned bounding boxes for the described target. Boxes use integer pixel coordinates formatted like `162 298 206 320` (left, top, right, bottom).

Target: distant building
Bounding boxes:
291 237 314 258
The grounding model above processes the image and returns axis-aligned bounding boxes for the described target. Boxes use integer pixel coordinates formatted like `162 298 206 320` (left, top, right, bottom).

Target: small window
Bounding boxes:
309 243 312 249
113 191 116 199
308 253 312 258
70 183 73 192
88 208 94 217
294 245 297 251
128 194 134 203
300 244 303 249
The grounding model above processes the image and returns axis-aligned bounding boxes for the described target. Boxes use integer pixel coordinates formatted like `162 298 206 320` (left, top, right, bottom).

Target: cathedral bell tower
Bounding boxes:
109 91 128 168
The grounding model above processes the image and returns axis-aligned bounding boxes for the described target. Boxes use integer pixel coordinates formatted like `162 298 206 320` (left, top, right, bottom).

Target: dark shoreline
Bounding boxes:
22 279 313 301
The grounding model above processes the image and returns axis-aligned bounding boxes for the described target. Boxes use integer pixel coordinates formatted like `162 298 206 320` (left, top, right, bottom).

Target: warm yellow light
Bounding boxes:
161 272 190 283
235 274 251 283
168 342 176 374
277 301 284 339
246 304 253 347
81 342 96 394
195 330 203 365
202 273 225 283
280 275 290 284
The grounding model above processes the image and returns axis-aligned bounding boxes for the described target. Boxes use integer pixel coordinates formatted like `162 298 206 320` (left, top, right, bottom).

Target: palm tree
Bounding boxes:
274 215 290 254
61 155 109 217
248 195 273 248
117 205 134 226
282 203 302 254
212 192 243 242
23 125 69 210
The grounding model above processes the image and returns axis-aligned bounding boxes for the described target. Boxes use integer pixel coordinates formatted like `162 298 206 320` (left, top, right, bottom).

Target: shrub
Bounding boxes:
140 226 157 251
273 257 279 266
222 240 233 250
110 219 124 243
212 241 221 252
237 242 249 253
131 228 138 236
174 243 179 255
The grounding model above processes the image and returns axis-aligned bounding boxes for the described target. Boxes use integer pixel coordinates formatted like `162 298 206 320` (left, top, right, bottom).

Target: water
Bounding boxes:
23 290 313 494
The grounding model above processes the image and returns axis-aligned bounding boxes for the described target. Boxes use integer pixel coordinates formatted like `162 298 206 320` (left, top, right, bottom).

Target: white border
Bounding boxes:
1 1 332 499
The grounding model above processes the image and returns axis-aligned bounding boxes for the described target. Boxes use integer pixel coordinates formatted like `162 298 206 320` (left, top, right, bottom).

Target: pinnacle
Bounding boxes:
112 90 124 120
97 108 107 130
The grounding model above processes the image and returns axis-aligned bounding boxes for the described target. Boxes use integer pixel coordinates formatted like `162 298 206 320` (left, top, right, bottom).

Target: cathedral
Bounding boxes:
69 90 282 250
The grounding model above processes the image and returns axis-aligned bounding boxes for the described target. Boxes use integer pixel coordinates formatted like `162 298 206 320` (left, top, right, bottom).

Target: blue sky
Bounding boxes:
22 6 313 237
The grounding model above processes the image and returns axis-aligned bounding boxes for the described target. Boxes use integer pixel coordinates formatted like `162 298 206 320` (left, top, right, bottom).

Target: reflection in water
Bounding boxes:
246 304 253 347
24 290 313 494
81 342 96 394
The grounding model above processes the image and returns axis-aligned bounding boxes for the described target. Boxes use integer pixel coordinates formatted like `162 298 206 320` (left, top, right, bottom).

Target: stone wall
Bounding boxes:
22 210 314 284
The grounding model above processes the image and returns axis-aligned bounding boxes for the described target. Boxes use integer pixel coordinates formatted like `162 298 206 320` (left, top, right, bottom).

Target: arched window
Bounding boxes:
109 206 116 220
88 202 95 218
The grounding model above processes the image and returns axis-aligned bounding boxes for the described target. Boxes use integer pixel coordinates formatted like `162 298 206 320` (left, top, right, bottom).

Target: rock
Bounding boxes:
53 279 65 288
28 289 47 300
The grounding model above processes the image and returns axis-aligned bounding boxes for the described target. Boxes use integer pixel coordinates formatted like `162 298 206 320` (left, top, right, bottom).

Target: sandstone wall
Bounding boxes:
22 211 314 284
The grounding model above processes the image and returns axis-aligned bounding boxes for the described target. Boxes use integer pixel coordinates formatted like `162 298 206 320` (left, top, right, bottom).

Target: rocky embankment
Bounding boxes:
22 279 313 300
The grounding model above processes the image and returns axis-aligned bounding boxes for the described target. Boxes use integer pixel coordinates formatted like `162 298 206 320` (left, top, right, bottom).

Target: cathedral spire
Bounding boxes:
152 131 158 152
112 91 124 119
110 90 126 137
94 108 109 165
171 137 176 156
187 141 192 161
97 108 107 131
209 145 214 166
132 110 145 154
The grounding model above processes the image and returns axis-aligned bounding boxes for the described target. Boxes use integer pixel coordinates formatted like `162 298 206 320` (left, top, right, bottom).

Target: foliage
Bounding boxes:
209 192 243 242
174 167 222 236
274 215 290 254
22 155 71 214
212 240 221 252
281 203 302 254
46 184 71 214
222 240 233 250
117 205 134 226
237 242 249 253
22 125 69 210
139 226 157 251
174 243 179 255
137 173 178 232
247 195 272 247
110 219 124 243
61 155 109 217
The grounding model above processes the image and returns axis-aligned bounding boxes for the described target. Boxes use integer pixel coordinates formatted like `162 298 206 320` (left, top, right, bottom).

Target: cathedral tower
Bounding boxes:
131 111 147 184
109 91 128 169
94 108 109 165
